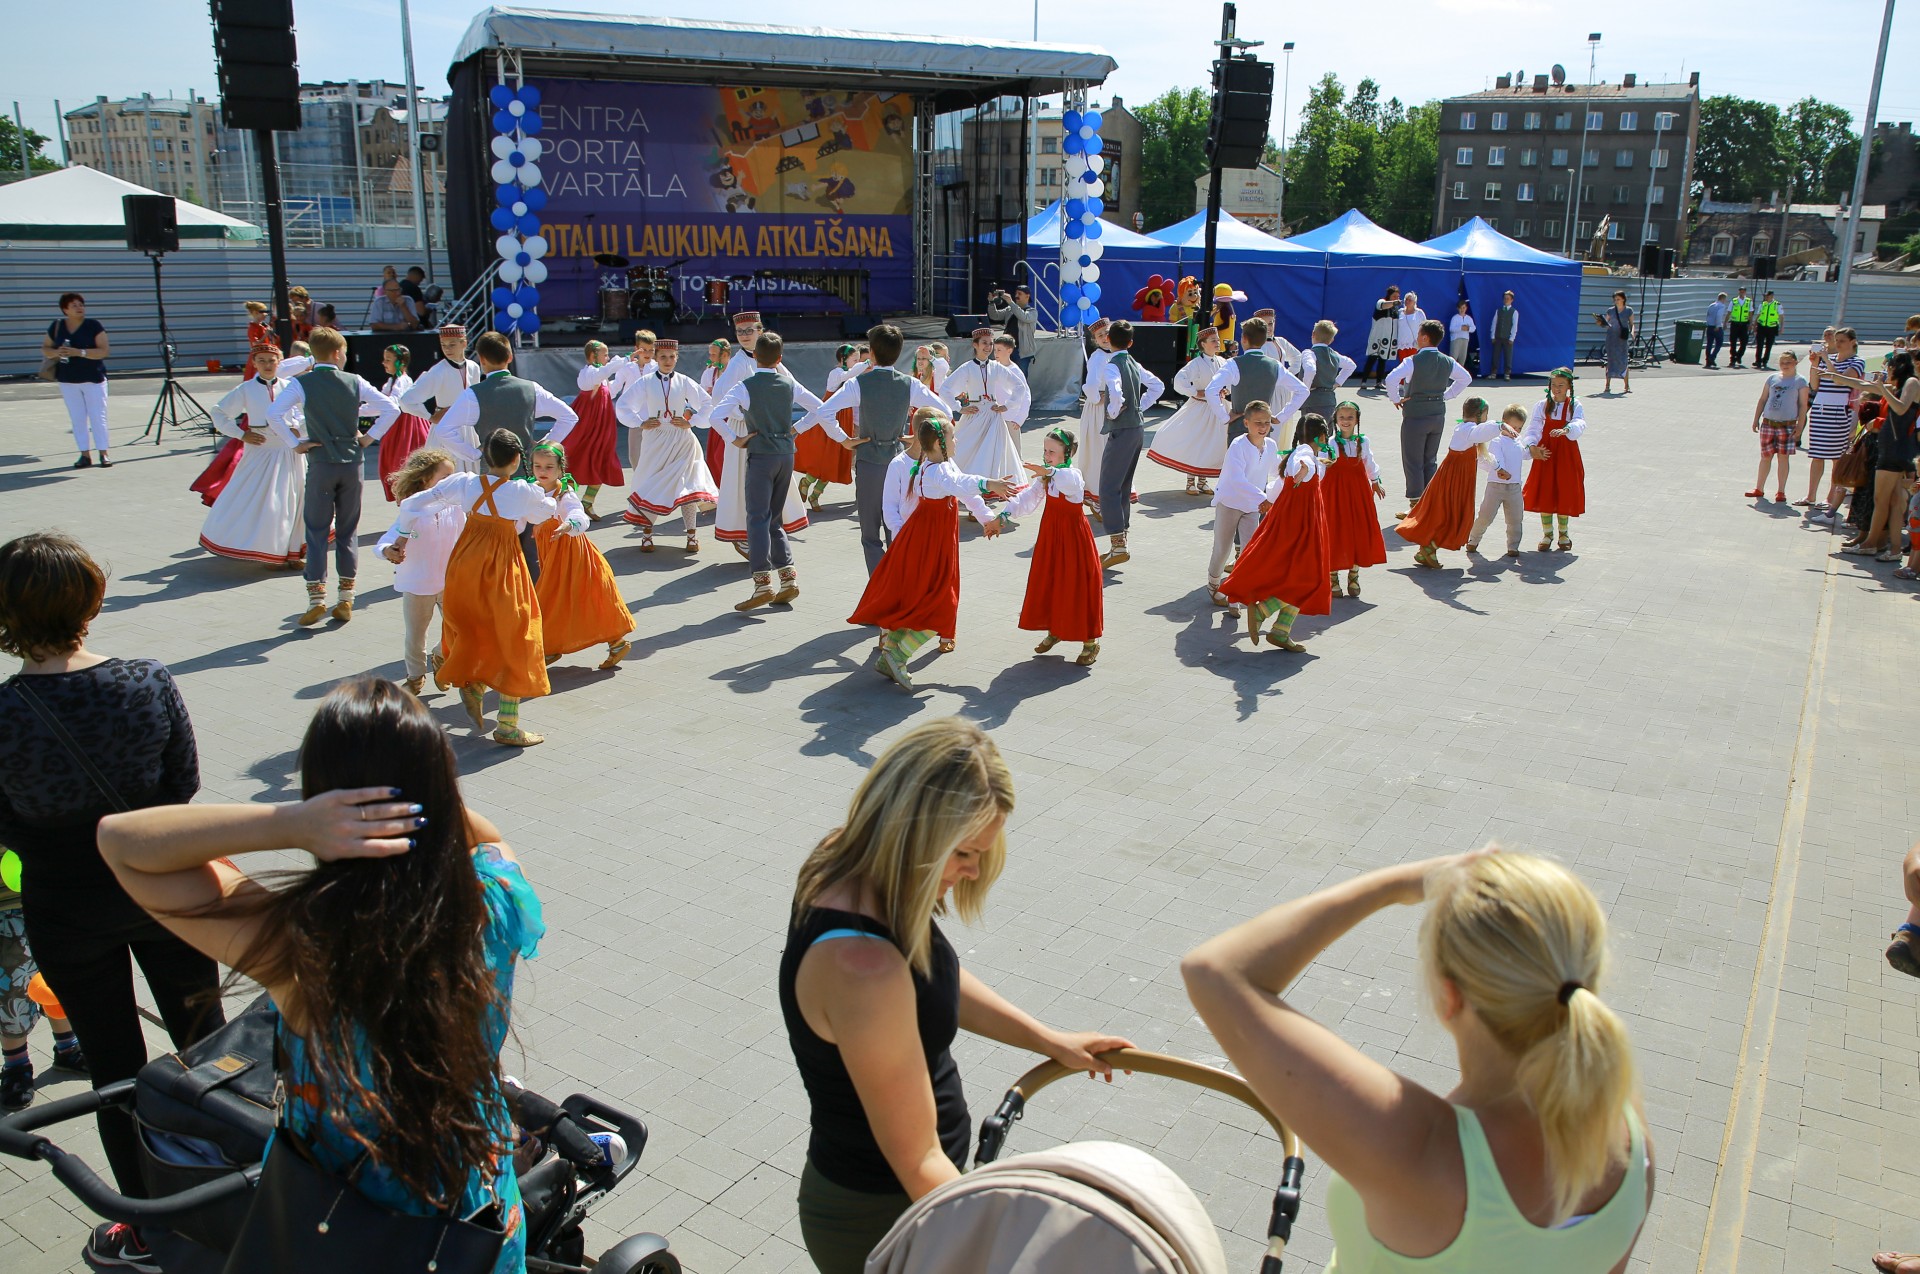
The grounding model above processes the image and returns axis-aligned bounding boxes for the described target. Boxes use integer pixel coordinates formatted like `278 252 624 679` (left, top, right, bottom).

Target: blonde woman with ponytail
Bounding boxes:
1183 849 1654 1272
780 718 1133 1274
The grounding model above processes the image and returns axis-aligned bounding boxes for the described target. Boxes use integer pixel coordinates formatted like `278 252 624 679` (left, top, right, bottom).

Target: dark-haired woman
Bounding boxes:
1822 351 1920 562
98 677 544 1274
0 531 223 1270
42 293 111 468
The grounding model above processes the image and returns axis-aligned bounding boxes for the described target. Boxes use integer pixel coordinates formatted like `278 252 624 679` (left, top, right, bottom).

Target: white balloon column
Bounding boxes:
488 82 547 335
1056 98 1109 329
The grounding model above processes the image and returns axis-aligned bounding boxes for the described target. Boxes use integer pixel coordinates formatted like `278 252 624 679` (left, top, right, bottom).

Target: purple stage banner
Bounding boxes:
532 78 916 317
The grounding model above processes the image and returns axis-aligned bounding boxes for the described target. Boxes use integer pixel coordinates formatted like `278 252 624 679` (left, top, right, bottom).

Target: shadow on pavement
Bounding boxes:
1147 590 1315 721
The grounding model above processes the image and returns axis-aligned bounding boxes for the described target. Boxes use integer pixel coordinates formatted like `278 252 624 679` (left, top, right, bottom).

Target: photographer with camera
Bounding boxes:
987 283 1037 376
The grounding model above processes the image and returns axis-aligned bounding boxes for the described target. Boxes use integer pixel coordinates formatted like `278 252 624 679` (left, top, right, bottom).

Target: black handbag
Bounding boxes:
222 1124 506 1274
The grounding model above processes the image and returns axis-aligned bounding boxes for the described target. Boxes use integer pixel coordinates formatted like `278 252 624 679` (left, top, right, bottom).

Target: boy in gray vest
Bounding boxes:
798 323 947 572
1383 318 1471 515
1489 291 1519 379
1298 320 1355 421
1206 316 1307 446
1093 320 1165 568
710 331 824 610
265 326 400 626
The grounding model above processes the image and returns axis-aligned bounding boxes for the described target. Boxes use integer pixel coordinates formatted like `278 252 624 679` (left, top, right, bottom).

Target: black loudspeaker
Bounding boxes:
1660 248 1677 279
1207 58 1274 169
1752 255 1777 280
213 0 302 132
1100 322 1187 399
123 194 180 254
1638 242 1662 276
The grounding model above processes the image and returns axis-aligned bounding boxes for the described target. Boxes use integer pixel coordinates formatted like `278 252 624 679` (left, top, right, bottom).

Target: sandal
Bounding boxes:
1034 635 1060 654
639 529 655 553
938 638 956 653
1888 925 1920 978
1558 538 1573 552
1538 538 1553 551
1743 489 1764 499
1877 550 1901 563
1894 567 1917 581
1185 476 1197 495
491 726 545 747
599 639 632 670
685 532 700 553
1074 641 1100 667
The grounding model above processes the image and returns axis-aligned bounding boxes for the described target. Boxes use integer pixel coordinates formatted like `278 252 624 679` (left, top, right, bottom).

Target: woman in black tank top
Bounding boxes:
779 718 1133 1274
1822 352 1919 559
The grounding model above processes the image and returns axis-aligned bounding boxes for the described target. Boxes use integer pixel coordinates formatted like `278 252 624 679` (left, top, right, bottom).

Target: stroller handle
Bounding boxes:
989 1049 1301 1160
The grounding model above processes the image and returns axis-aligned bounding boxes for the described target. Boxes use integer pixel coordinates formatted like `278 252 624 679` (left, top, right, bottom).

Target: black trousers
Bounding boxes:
1729 324 1749 363
23 894 224 1196
1755 325 1779 366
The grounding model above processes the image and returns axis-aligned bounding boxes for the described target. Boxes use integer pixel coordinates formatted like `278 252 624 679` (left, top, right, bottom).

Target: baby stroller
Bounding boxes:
866 1049 1306 1274
0 999 680 1273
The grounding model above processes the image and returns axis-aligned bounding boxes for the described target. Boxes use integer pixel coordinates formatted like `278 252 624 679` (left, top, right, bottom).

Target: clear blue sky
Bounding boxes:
12 1 1917 160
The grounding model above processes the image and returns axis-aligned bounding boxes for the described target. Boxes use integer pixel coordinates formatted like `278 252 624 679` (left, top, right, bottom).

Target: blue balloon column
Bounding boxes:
1056 102 1110 329
488 82 546 335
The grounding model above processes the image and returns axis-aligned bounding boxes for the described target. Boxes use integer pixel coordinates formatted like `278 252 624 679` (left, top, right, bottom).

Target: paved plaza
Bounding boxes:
0 353 1915 1274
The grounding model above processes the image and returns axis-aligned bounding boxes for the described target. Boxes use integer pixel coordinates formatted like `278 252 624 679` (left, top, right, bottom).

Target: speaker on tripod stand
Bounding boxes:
126 194 211 443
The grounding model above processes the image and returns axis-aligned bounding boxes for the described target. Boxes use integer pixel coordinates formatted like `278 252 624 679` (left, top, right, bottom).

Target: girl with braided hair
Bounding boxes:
1520 369 1587 552
850 411 1013 690
1006 426 1103 666
369 344 433 502
529 442 634 672
1323 400 1388 597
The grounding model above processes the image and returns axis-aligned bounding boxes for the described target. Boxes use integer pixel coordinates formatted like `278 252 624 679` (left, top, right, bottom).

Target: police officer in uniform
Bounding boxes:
1727 287 1754 368
1754 292 1782 370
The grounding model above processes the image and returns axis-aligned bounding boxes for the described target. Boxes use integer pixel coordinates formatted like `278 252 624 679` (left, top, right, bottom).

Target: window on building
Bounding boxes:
1576 219 1592 240
1041 136 1057 153
1456 147 1473 165
1612 185 1632 203
1856 231 1867 252
1459 111 1477 130
1648 185 1666 205
1513 218 1532 237
1655 111 1677 130
1452 216 1467 230
1488 146 1506 166
1619 111 1638 130
1485 218 1499 230
1491 112 1508 131
1485 182 1502 200
1520 148 1538 167
1452 180 1467 199
152 138 165 152
1523 111 1541 130
1614 149 1635 168
1649 148 1669 168
1643 225 1660 243
1751 233 1771 257
1586 110 1604 130
1787 233 1810 254
1548 183 1566 203
1550 147 1569 167
1583 149 1599 168
1554 111 1573 129
1516 182 1535 201
1545 218 1562 239
1607 222 1622 240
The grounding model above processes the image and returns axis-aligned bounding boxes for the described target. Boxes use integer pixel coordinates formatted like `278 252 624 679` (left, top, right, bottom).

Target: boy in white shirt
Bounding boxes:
1207 401 1280 607
1466 404 1530 558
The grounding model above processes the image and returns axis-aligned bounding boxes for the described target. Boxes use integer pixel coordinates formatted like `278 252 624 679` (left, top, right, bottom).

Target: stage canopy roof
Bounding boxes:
1424 216 1579 374
970 200 1169 251
0 165 261 245
1423 216 1578 271
1147 210 1321 259
452 9 1118 106
1286 209 1456 265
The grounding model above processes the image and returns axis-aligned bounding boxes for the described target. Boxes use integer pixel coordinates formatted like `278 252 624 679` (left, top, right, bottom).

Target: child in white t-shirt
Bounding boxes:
1449 302 1476 364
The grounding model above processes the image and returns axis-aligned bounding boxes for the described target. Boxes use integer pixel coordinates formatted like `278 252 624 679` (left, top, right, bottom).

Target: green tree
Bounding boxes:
1368 101 1440 239
1286 73 1360 231
1135 86 1212 231
0 117 59 174
1340 79 1383 216
1783 97 1854 201
1693 95 1787 201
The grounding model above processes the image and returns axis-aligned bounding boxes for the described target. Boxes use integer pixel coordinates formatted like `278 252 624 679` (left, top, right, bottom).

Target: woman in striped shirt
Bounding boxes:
1805 328 1864 522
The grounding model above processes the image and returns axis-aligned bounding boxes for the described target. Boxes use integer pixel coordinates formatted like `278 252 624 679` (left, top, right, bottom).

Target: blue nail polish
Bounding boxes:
390 787 404 797
406 837 416 849
409 804 424 815
415 816 429 828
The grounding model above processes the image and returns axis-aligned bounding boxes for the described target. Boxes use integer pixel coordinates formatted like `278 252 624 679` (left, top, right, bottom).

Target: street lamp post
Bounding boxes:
1565 32 1600 257
398 0 429 262
1834 0 1895 324
1638 109 1667 249
1275 41 1294 233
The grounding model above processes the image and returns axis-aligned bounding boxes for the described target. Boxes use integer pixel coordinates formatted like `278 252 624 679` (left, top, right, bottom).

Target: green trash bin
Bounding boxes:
1672 320 1704 365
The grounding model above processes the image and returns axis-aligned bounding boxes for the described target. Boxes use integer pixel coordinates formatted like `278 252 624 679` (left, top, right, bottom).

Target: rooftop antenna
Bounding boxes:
1551 64 1566 86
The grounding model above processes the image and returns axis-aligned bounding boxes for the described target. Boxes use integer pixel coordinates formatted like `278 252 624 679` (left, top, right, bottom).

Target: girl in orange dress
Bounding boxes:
1220 414 1333 651
1005 426 1104 666
849 411 1010 690
1521 369 1588 551
562 341 626 519
370 345 432 502
392 429 557 746
529 442 634 671
1323 400 1388 597
795 344 860 508
1396 398 1501 568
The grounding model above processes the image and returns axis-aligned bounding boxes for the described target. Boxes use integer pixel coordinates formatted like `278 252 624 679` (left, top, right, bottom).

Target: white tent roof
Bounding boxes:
452 8 1116 100
0 166 260 243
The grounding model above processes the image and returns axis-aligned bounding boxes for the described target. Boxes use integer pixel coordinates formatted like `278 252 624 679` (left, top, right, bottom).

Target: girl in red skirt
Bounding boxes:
699 338 733 480
529 442 634 670
1006 426 1104 667
1522 369 1587 551
1324 400 1388 598
370 344 432 503
1220 414 1333 652
1396 398 1500 568
558 340 626 520
849 411 1012 689
796 344 862 509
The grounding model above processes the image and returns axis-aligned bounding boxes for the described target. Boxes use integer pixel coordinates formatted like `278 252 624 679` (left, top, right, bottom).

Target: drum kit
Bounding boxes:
593 252 676 326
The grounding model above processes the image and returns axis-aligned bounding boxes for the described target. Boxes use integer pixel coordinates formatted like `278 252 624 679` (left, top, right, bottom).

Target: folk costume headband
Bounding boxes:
1044 426 1078 461
531 441 577 493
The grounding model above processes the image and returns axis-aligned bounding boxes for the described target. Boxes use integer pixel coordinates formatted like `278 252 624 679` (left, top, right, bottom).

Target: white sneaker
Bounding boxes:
589 1131 628 1168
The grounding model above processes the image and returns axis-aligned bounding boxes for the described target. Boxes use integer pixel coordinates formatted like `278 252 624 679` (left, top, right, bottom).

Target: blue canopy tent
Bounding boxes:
1287 211 1459 362
1147 211 1326 345
1422 217 1579 374
962 200 1175 330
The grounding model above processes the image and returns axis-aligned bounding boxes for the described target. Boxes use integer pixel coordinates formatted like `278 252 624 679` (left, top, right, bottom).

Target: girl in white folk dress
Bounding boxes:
616 339 717 553
1147 325 1229 495
199 344 315 567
